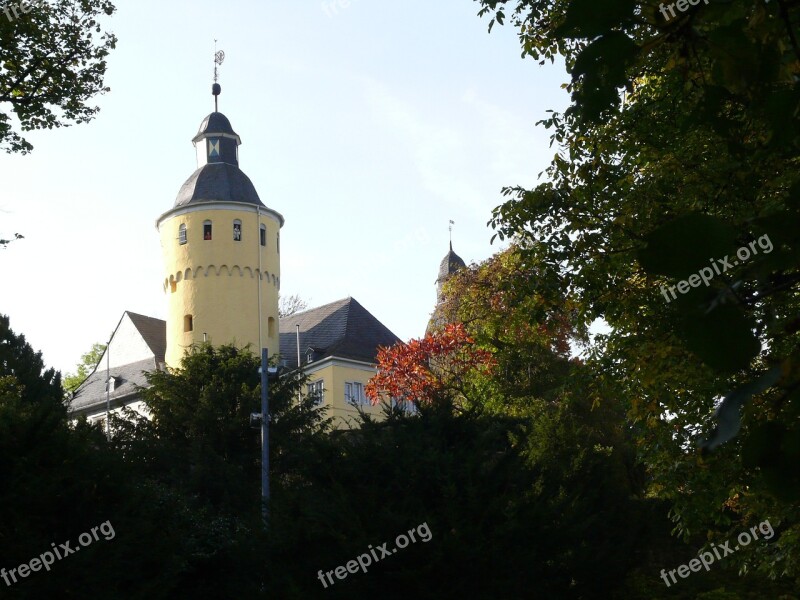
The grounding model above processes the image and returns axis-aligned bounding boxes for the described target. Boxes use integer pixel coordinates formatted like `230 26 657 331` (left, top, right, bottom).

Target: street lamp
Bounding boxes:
251 348 279 528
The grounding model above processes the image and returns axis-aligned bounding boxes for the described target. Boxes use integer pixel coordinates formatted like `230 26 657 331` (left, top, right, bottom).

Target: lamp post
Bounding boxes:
252 348 278 529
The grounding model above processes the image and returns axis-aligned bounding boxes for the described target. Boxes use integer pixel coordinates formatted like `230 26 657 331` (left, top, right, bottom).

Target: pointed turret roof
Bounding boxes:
437 241 466 282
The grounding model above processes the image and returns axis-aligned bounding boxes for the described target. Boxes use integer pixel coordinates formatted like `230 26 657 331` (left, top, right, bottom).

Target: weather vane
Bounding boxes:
212 39 225 112
449 220 455 247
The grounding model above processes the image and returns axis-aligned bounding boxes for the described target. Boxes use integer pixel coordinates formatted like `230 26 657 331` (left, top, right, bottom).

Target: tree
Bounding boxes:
0 232 23 248
433 245 583 413
0 313 61 408
109 343 328 597
278 293 308 318
477 0 800 579
0 316 184 600
63 342 106 392
0 0 117 153
365 322 496 406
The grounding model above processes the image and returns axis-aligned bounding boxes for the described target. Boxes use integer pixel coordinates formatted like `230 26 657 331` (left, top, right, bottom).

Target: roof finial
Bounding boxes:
449 219 454 251
212 40 225 112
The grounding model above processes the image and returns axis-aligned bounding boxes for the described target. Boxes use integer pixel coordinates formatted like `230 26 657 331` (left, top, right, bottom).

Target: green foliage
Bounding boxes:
63 342 106 392
109 343 328 597
0 316 199 599
269 396 647 599
0 314 62 408
0 0 117 153
477 0 800 582
434 245 581 413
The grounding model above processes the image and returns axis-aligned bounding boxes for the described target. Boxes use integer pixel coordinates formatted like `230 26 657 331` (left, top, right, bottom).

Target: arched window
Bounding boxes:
184 315 193 332
233 220 242 241
203 220 212 240
260 224 266 247
268 316 275 338
179 223 187 245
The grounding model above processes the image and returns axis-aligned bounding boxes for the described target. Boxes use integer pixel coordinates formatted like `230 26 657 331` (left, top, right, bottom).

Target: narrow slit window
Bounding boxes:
184 315 193 332
233 220 242 241
277 231 280 253
179 223 187 245
203 220 212 240
260 224 266 247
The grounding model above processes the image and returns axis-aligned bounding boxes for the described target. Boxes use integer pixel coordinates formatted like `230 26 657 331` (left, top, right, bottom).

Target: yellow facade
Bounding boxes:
157 202 283 367
304 359 387 428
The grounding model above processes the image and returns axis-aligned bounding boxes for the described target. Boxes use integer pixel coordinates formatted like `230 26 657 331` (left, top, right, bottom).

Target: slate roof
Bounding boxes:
193 112 239 140
437 242 466 282
174 162 264 208
68 312 166 416
69 357 156 415
279 297 402 369
126 311 167 363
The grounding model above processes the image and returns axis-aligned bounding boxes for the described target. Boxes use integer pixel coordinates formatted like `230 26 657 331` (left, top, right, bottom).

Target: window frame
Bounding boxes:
178 223 187 245
260 224 266 247
233 220 242 242
307 380 324 405
345 381 368 406
203 220 212 241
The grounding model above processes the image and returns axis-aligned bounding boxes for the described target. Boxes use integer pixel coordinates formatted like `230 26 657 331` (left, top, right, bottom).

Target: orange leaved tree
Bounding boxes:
365 322 496 407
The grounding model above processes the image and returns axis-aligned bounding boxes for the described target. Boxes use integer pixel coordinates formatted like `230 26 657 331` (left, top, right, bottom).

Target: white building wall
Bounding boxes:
99 314 155 369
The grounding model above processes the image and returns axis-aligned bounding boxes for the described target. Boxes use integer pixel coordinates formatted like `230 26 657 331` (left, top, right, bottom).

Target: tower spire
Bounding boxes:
212 40 225 112
449 219 454 251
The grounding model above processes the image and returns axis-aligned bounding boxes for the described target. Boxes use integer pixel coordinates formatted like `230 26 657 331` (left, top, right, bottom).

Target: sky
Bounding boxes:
1 0 570 375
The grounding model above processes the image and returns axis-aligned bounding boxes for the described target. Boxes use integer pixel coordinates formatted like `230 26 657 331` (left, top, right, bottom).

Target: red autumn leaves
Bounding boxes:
365 322 496 406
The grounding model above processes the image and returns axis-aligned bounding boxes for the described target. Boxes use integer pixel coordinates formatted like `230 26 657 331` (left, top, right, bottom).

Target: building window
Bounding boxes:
307 380 324 405
106 377 116 393
260 224 266 247
179 223 187 245
345 382 368 406
184 314 193 332
277 231 280 253
203 220 212 240
268 316 275 338
233 220 242 241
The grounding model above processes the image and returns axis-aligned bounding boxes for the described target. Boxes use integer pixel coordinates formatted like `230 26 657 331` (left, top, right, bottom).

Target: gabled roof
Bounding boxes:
68 312 165 416
279 297 401 369
69 357 155 415
126 312 166 363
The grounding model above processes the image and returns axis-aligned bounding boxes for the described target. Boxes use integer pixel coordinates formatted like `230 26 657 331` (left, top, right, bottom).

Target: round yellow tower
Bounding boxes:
156 108 283 367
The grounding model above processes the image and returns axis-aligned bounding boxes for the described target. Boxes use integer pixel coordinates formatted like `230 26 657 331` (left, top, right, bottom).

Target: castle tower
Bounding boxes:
156 98 283 367
436 241 466 302
426 241 466 334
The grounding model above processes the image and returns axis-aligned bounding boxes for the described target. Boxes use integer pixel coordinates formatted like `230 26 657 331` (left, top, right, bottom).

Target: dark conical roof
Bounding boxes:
193 112 239 140
172 110 263 208
174 162 264 208
437 242 466 282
